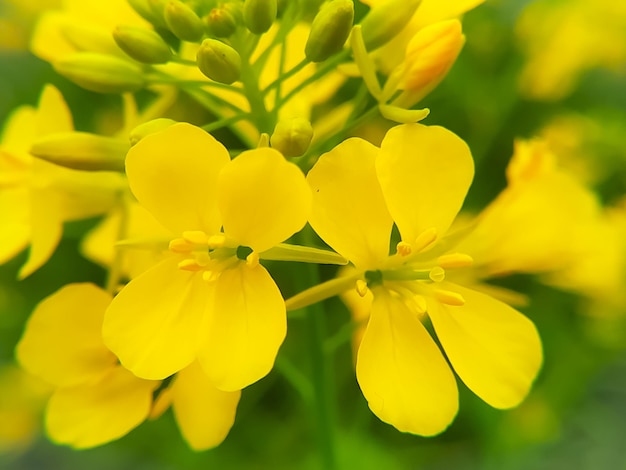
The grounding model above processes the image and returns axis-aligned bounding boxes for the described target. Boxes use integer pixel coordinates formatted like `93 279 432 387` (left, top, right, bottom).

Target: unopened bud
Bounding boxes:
204 5 239 37
128 0 168 29
54 53 144 94
129 118 177 146
243 0 277 35
393 20 465 108
30 132 129 171
270 118 313 157
61 22 125 57
113 26 173 64
305 0 354 63
196 38 241 84
164 0 204 42
360 0 421 50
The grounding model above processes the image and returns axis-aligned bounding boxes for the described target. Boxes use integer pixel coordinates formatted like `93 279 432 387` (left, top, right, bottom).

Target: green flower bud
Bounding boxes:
164 0 204 42
204 6 239 38
196 38 241 84
360 0 422 51
129 118 178 146
113 26 173 64
270 117 314 157
243 0 277 35
128 0 168 29
30 132 129 171
305 0 354 63
54 53 144 94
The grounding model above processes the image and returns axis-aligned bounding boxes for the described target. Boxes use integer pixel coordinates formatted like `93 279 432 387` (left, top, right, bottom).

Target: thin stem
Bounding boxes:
202 113 252 133
263 57 310 96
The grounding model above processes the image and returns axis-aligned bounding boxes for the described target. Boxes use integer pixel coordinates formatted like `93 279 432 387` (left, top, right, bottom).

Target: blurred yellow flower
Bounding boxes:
307 123 542 436
103 123 311 391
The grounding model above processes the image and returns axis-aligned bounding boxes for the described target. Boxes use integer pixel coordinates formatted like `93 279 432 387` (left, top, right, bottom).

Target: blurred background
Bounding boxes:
1 0 625 468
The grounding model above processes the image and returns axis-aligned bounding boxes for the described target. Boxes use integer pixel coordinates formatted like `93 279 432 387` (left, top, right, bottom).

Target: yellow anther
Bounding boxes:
183 230 209 245
413 227 438 253
429 266 445 282
178 259 204 271
396 241 412 257
207 234 226 248
169 238 194 253
202 270 221 283
437 253 474 269
355 279 369 297
246 252 260 268
434 289 466 306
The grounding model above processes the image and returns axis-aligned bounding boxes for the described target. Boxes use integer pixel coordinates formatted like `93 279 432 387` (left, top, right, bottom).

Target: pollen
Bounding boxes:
413 227 438 253
434 288 466 306
169 237 194 253
182 230 209 245
396 241 412 257
178 259 205 271
356 279 369 297
437 253 473 269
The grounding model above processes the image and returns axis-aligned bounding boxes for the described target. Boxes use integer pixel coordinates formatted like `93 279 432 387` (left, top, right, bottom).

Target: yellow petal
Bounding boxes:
0 189 29 265
427 284 543 409
35 85 74 136
125 123 230 236
171 361 240 450
218 147 310 253
103 257 211 380
46 366 158 449
413 0 486 28
198 263 286 391
356 288 458 435
307 138 393 269
16 283 116 388
376 124 474 245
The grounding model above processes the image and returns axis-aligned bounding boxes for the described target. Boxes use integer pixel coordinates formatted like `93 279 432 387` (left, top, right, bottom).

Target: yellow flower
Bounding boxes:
0 84 123 278
16 283 159 449
306 124 542 435
103 123 311 390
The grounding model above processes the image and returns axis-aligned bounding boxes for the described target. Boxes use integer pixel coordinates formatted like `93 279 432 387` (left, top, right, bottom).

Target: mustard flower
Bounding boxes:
305 123 542 435
103 123 311 391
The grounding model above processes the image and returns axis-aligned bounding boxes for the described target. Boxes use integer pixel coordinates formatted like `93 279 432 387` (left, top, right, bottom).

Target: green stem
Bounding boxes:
202 113 252 133
263 57 310 96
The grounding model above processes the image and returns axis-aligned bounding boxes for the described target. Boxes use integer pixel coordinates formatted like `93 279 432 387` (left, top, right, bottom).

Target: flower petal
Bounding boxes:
16 283 116 388
376 124 473 245
356 288 458 436
218 147 310 253
172 361 240 450
125 123 230 236
198 263 286 391
46 366 158 449
0 189 29 265
307 138 393 269
35 85 74 136
103 257 211 380
428 284 543 409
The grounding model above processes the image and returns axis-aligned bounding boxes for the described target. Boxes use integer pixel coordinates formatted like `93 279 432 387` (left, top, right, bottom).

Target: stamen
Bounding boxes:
183 230 209 245
429 267 445 282
207 234 226 248
413 227 438 252
396 241 412 257
169 238 194 253
437 253 473 269
355 279 369 297
178 259 204 271
246 252 260 268
434 289 466 306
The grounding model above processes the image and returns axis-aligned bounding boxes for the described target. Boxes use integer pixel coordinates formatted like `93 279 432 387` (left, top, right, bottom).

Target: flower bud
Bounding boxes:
113 26 173 64
204 5 239 37
305 0 354 63
360 0 421 50
30 132 129 171
164 0 204 42
392 20 465 108
270 118 314 157
196 38 241 84
54 53 144 94
128 0 168 29
129 118 177 146
243 0 277 35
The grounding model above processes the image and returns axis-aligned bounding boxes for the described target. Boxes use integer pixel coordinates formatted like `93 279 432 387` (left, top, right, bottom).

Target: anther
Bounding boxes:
202 270 221 283
246 252 260 268
396 241 412 257
437 253 474 269
169 238 194 253
207 234 226 248
434 289 466 306
178 259 204 271
355 279 369 297
413 227 438 253
182 230 209 245
429 267 445 282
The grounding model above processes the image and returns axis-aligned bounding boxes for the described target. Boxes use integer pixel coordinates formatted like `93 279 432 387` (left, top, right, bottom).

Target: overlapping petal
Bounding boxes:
356 288 458 436
103 257 211 380
198 263 286 391
427 283 543 409
0 190 29 265
218 148 310 253
172 361 240 450
307 138 393 269
376 124 474 246
16 283 116 388
125 123 230 236
46 366 158 449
